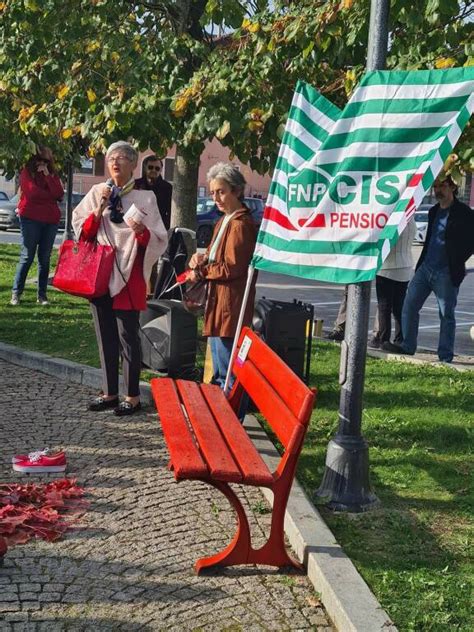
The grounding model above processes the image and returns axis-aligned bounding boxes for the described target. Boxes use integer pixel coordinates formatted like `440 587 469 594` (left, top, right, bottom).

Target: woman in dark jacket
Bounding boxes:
188 163 257 389
11 146 64 306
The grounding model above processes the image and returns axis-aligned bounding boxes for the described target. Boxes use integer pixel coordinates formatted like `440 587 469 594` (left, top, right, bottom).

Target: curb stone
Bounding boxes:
0 340 396 632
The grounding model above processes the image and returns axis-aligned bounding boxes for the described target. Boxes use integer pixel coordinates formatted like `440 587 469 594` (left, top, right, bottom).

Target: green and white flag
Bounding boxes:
253 68 474 284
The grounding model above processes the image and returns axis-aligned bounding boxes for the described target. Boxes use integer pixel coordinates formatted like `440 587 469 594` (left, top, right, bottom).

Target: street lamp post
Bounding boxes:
316 0 390 511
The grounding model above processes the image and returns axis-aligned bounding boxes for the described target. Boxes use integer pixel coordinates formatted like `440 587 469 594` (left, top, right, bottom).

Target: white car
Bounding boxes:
414 204 431 243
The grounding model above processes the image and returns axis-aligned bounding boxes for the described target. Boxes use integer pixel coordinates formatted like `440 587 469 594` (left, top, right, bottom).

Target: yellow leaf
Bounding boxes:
435 57 456 69
106 119 116 133
61 128 73 139
173 94 190 116
18 105 37 122
342 0 354 9
216 120 230 140
248 120 263 132
110 52 120 64
250 108 264 120
85 40 100 54
57 84 70 99
87 89 97 103
71 61 82 72
25 0 39 11
0 2 7 12
242 18 260 33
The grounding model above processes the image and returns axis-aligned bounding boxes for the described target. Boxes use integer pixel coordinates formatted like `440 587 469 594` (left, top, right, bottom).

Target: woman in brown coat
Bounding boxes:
188 163 257 388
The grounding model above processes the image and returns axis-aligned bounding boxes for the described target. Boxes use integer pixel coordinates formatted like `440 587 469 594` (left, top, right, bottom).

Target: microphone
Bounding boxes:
100 178 114 208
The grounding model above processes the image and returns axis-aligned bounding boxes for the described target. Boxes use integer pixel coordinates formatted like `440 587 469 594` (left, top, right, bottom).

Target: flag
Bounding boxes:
253 68 474 284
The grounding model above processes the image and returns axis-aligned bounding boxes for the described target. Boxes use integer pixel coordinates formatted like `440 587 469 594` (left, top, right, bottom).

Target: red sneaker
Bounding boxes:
12 448 54 464
12 451 67 473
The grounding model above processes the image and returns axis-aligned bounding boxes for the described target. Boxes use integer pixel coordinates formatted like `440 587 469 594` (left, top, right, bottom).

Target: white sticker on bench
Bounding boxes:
236 335 252 366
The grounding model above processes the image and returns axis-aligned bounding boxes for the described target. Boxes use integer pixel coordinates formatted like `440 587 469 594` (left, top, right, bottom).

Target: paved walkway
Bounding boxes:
0 360 333 632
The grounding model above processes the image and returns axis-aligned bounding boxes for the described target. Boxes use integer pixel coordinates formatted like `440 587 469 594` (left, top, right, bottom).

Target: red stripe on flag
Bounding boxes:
304 213 326 228
263 206 297 231
407 173 423 188
404 197 416 220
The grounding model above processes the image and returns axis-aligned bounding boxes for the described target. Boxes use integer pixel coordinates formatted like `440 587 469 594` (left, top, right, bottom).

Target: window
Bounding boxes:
198 186 206 197
163 157 175 182
77 157 93 175
74 154 105 176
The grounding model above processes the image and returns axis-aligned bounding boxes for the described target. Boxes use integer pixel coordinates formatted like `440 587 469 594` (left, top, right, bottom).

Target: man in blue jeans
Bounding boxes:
388 175 473 362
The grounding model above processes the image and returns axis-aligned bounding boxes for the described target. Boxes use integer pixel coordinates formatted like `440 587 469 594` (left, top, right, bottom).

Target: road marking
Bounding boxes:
422 306 474 316
418 320 474 330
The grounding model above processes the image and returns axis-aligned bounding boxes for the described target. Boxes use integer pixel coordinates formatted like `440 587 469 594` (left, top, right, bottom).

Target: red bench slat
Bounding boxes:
234 359 301 449
233 329 314 423
176 380 243 483
151 378 208 481
200 383 274 487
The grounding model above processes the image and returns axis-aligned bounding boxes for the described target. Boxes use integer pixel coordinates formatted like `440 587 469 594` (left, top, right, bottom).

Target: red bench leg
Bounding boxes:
247 474 303 571
195 480 251 574
195 477 303 573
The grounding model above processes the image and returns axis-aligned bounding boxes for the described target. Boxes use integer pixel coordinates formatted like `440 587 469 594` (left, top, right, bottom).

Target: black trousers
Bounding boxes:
375 275 409 344
90 294 142 397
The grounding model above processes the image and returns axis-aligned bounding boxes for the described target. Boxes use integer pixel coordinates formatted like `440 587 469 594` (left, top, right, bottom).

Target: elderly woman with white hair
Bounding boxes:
73 141 168 416
188 162 258 390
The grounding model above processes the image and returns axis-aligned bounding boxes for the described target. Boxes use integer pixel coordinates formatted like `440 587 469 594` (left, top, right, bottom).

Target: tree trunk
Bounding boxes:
170 146 199 233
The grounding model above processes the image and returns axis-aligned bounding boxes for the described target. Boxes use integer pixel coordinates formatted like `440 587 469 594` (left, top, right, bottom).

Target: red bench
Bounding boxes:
151 326 316 573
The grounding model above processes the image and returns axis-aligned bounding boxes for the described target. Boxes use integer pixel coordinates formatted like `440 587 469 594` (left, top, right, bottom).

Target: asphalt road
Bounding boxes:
2 231 473 357
255 245 474 357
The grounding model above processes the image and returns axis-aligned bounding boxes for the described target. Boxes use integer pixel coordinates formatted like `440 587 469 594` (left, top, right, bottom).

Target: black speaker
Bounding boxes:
253 298 314 383
140 299 197 377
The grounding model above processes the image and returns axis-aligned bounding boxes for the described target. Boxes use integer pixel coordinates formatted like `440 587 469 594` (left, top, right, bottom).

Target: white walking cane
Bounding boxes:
223 265 256 396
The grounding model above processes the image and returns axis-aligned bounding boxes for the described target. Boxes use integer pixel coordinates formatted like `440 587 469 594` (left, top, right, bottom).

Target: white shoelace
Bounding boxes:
27 448 50 462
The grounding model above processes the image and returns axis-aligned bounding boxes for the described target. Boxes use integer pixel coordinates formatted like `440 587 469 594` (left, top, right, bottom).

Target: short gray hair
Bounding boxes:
207 162 246 199
106 141 138 165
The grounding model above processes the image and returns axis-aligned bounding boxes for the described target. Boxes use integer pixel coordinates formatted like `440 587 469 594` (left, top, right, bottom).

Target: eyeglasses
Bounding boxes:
147 165 161 171
107 155 131 164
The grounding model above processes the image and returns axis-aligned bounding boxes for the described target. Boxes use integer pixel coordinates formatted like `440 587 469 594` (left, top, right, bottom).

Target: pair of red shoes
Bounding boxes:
12 448 66 473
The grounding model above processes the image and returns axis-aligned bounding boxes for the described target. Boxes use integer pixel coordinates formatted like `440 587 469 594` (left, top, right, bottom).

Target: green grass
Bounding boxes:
1 244 473 631
302 343 473 632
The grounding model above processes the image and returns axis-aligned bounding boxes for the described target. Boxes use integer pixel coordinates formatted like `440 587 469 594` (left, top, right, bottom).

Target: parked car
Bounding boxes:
0 194 20 230
0 192 85 231
196 196 265 247
0 191 9 201
414 204 431 243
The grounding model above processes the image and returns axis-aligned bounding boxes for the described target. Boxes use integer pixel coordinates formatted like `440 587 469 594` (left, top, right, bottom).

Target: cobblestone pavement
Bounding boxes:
0 360 333 632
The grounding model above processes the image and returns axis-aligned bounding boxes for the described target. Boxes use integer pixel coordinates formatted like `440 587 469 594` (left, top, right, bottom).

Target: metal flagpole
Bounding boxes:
223 265 256 396
316 0 390 511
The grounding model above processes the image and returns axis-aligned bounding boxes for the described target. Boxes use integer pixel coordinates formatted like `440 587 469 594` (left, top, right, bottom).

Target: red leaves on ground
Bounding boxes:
0 479 88 559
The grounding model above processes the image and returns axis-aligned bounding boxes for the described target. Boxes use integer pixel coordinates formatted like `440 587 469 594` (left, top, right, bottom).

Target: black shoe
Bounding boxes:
114 401 142 417
381 341 412 354
368 337 381 348
88 396 119 411
326 329 345 341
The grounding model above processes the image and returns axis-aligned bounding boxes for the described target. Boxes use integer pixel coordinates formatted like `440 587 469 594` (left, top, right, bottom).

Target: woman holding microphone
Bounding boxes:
73 141 168 416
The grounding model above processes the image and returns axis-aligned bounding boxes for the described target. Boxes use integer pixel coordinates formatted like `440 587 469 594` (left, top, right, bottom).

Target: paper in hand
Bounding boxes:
123 203 150 228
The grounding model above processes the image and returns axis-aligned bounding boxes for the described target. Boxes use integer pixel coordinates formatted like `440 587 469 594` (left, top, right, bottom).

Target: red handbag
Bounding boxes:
52 238 115 299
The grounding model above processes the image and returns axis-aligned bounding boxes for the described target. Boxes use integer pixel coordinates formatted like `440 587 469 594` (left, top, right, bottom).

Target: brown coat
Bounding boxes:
201 208 257 338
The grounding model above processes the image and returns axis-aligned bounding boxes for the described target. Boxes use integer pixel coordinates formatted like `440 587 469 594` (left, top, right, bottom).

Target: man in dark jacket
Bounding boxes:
396 175 473 362
134 155 172 230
